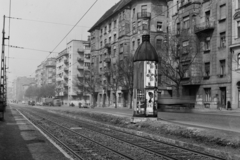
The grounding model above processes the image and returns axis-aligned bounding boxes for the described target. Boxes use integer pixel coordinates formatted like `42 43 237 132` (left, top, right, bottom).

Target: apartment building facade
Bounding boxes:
67 40 91 106
35 58 56 87
56 49 69 105
230 0 240 109
166 0 233 108
89 0 168 108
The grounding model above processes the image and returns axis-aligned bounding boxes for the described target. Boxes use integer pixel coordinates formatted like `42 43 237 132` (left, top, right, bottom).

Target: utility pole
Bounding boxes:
1 15 9 120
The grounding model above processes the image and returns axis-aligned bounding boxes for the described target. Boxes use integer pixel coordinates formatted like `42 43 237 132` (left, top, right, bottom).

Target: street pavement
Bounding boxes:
27 103 240 133
0 105 69 160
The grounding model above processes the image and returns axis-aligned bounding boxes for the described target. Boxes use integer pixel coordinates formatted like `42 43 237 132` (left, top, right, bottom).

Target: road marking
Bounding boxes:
16 109 73 160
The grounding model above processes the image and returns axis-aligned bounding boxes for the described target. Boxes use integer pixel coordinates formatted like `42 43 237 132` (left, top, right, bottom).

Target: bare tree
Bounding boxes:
104 59 122 108
118 54 134 108
73 69 100 107
158 33 203 97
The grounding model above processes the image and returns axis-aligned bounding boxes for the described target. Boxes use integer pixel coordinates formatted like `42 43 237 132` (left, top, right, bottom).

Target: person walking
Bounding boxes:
227 101 231 110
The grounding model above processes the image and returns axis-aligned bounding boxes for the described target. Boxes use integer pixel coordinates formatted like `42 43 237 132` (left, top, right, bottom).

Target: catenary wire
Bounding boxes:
6 16 90 28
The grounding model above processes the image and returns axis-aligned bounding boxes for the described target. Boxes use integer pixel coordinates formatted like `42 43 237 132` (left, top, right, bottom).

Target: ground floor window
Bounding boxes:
204 88 211 102
118 93 122 103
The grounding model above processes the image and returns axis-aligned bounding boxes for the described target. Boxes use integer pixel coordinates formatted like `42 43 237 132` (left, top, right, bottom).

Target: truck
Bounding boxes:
41 98 53 106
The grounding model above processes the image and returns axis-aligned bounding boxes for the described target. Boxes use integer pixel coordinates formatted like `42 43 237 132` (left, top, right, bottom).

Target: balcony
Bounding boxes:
77 66 84 71
64 67 68 72
64 59 69 64
194 21 215 34
137 12 151 19
63 82 68 87
77 74 83 80
77 49 84 54
104 43 111 49
77 58 84 63
64 75 68 80
104 57 111 63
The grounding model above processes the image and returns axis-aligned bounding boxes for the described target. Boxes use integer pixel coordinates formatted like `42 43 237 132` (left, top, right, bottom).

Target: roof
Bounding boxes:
88 0 132 32
133 35 159 62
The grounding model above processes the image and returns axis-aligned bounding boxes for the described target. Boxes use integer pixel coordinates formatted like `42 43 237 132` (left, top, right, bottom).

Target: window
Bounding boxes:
204 37 211 50
238 21 240 38
204 88 211 102
182 64 189 78
220 32 226 48
177 23 180 34
109 23 111 32
100 55 102 62
205 11 210 23
156 39 162 50
220 4 226 20
142 20 148 30
132 8 135 18
183 16 190 29
141 5 147 13
104 26 107 34
100 41 102 48
113 48 116 57
220 60 226 76
113 34 117 42
132 22 136 33
132 41 135 50
137 39 141 46
138 21 142 32
204 62 210 76
120 44 123 53
104 39 107 45
114 20 117 29
157 22 163 31
238 54 240 68
239 0 240 8
118 93 122 103
109 37 111 43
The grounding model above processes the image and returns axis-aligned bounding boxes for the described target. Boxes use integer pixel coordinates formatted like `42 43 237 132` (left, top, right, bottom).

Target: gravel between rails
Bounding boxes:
20 107 225 160
19 109 133 160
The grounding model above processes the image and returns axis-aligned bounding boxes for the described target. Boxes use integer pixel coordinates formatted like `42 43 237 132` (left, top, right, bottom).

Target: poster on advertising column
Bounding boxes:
144 61 157 88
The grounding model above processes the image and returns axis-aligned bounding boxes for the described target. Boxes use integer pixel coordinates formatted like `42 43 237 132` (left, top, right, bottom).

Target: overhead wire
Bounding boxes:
27 0 98 77
5 45 58 53
7 16 90 28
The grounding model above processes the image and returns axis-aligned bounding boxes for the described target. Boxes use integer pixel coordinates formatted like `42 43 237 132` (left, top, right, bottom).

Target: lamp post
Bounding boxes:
132 35 159 117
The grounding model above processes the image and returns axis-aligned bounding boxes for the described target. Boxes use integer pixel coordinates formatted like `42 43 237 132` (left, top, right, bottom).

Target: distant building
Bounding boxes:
13 77 35 102
56 49 69 105
67 40 91 106
55 40 91 106
35 58 56 87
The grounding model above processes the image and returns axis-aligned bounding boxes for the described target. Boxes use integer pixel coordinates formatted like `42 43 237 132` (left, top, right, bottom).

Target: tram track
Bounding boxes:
18 107 226 160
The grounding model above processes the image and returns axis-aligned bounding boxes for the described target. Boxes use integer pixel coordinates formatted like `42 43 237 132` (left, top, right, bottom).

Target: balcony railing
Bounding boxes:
104 43 111 49
194 21 215 34
77 58 84 63
77 49 84 54
64 67 68 72
77 66 84 71
64 75 68 79
137 12 151 19
64 59 68 64
104 57 111 63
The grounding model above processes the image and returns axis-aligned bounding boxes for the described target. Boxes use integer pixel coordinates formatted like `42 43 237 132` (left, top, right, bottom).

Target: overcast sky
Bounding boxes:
0 0 120 86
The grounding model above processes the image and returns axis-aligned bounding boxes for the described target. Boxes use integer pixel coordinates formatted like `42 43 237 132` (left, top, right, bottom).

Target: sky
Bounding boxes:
0 0 120 86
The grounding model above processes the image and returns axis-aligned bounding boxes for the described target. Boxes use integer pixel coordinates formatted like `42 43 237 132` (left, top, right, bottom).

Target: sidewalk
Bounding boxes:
0 108 34 160
0 106 69 160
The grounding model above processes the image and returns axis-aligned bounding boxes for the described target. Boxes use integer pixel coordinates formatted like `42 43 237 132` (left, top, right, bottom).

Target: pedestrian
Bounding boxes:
227 101 231 110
